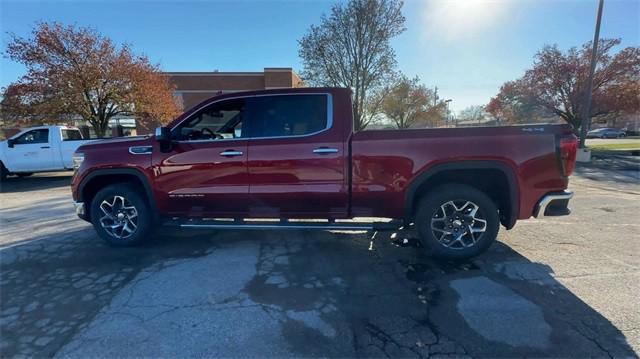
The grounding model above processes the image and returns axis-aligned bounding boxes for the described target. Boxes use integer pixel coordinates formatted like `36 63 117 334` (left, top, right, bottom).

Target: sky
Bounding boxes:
0 0 638 113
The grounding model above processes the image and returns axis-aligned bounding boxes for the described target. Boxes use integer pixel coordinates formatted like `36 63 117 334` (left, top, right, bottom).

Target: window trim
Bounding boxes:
172 93 333 143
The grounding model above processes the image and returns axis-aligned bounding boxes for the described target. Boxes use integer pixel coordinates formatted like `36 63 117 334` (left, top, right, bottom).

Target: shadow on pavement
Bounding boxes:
1 224 633 357
0 173 73 193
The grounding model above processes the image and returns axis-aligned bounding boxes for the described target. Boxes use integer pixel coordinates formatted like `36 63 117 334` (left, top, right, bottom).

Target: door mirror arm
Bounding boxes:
155 127 173 152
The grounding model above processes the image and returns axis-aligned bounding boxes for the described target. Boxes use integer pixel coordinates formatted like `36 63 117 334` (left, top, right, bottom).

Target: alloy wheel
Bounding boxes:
99 195 139 239
430 200 487 249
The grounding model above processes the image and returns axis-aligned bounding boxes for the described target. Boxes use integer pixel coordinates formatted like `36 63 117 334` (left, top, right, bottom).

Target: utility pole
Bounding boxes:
444 99 452 128
578 0 604 161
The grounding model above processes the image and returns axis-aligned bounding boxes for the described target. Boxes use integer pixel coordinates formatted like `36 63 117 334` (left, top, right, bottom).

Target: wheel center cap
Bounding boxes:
453 219 462 227
117 213 125 220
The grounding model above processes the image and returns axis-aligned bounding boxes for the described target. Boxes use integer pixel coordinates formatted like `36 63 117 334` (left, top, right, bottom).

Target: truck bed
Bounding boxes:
350 124 573 221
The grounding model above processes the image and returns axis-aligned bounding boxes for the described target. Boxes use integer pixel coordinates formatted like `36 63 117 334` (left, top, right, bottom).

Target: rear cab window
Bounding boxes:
61 129 84 141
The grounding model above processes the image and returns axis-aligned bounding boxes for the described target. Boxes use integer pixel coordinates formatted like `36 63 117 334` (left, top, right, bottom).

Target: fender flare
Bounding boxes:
78 168 158 219
404 160 519 229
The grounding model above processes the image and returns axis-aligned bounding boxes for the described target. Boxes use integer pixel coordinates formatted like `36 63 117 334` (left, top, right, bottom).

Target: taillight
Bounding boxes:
558 135 578 176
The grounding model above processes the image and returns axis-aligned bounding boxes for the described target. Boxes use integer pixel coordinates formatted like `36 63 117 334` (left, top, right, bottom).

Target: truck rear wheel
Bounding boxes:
415 184 499 260
90 183 152 246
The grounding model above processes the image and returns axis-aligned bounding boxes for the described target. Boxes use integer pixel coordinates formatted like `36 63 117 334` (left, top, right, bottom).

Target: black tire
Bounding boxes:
90 183 153 246
16 173 33 178
0 162 7 182
415 184 499 260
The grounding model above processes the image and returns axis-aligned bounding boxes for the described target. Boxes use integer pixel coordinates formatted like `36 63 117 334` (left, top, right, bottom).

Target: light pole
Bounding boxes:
445 99 452 127
577 0 605 162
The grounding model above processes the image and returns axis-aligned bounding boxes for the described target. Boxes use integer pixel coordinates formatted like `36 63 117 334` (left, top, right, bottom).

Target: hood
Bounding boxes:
77 135 153 152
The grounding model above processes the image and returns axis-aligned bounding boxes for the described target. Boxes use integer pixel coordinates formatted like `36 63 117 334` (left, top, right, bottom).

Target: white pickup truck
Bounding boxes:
0 125 95 181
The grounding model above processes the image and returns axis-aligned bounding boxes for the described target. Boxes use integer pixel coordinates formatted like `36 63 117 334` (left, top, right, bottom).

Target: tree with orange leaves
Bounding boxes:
486 39 639 133
380 76 447 129
1 22 180 137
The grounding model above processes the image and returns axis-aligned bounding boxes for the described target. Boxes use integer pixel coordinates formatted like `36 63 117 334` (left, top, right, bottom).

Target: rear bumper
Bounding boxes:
534 191 573 218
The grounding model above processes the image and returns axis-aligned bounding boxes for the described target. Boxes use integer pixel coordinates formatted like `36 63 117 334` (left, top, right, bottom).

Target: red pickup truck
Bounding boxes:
71 88 577 259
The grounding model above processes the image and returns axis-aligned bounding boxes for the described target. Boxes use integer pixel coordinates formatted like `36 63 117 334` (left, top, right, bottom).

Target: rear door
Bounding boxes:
244 93 348 218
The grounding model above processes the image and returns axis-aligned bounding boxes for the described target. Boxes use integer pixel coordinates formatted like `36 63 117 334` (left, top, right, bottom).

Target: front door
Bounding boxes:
6 128 55 172
244 93 348 218
153 97 250 217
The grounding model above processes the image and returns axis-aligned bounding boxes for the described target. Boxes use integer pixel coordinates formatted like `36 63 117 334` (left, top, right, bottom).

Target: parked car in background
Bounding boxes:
0 125 95 181
586 128 627 139
70 88 578 260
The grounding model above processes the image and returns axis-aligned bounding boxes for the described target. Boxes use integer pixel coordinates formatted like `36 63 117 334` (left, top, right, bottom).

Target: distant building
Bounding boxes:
164 67 304 112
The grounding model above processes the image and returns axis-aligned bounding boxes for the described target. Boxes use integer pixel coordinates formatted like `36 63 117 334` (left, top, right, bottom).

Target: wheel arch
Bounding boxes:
78 168 158 221
404 161 519 229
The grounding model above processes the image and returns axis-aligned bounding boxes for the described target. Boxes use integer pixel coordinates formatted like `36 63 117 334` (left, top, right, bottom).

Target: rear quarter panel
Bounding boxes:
351 125 570 220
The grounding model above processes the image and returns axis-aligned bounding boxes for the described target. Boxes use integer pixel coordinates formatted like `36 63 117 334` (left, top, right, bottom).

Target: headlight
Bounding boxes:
72 152 85 170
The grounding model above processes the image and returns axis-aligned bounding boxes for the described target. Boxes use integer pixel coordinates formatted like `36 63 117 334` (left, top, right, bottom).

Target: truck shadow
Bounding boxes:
1 225 633 357
0 172 73 193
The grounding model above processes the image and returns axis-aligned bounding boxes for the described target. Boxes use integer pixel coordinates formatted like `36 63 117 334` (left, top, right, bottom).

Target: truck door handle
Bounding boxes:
219 150 243 157
40 146 50 149
312 147 338 154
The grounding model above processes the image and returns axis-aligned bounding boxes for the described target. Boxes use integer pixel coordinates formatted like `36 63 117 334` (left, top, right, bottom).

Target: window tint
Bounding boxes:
61 129 83 141
246 94 328 138
14 129 49 145
175 98 245 141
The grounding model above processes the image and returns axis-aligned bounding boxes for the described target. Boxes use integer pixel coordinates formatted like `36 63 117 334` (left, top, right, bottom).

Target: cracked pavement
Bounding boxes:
1 156 638 358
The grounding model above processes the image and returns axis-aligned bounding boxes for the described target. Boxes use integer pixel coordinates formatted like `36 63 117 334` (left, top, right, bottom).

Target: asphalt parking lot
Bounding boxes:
1 154 638 358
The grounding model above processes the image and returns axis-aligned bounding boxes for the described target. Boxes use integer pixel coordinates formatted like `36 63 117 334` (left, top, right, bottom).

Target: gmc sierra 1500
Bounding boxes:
71 88 577 259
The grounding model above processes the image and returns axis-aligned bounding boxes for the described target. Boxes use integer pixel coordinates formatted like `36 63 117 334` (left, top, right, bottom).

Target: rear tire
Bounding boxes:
90 183 153 246
415 184 499 260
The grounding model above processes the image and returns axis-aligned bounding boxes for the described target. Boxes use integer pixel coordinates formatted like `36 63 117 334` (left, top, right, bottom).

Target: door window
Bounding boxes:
13 129 49 145
174 98 246 141
245 94 328 138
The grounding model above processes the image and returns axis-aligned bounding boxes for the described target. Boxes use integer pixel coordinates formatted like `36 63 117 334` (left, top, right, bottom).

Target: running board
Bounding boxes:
170 219 401 231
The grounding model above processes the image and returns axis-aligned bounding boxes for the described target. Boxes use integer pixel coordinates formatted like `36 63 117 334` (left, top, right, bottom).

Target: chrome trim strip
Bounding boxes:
172 93 334 143
534 190 573 218
128 146 153 155
219 150 243 156
313 148 339 154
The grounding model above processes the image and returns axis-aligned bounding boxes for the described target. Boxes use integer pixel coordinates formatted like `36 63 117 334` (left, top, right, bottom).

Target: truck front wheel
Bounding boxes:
90 183 152 246
415 184 499 260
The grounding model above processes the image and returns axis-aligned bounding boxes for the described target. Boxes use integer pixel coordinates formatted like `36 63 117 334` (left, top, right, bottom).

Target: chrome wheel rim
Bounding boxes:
99 195 138 239
430 200 487 250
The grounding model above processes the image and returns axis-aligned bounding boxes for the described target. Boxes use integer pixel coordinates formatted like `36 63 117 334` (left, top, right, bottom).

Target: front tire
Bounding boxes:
415 184 499 260
0 162 7 182
90 183 153 246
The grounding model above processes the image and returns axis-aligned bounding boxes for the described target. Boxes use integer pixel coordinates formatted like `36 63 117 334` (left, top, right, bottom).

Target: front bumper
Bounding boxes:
534 191 573 218
74 201 88 221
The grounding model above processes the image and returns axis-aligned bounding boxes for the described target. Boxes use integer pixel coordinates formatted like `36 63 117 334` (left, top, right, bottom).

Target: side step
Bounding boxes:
169 218 401 231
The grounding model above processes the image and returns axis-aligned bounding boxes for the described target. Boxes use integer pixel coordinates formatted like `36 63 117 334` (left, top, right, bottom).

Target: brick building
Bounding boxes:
165 67 304 112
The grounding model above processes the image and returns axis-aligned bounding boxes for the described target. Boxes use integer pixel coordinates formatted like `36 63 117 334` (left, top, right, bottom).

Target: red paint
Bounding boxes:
72 88 576 226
